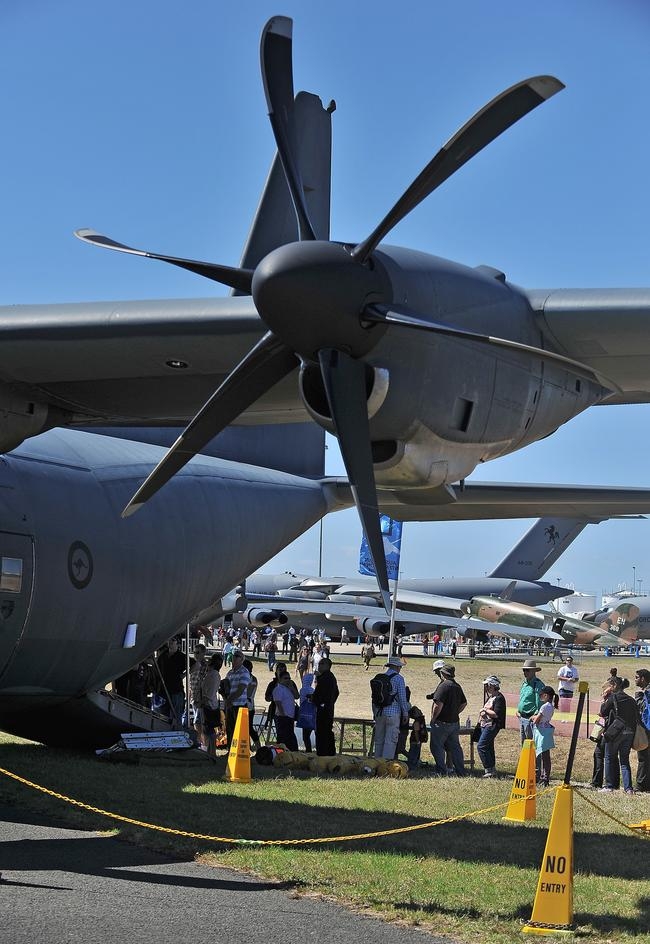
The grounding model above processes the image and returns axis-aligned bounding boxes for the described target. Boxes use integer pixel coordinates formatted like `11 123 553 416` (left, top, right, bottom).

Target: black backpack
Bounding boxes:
370 672 396 711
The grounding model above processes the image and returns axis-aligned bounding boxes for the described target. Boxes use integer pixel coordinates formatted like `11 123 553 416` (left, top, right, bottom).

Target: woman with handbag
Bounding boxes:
599 675 639 795
476 675 506 778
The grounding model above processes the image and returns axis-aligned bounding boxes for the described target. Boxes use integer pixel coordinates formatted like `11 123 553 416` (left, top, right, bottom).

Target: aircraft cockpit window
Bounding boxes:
0 557 22 592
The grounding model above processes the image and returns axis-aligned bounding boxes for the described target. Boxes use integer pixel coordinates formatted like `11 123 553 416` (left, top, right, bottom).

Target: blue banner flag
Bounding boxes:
359 515 403 581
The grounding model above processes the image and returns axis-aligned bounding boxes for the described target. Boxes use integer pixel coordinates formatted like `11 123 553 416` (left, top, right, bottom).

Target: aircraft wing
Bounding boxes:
373 481 650 521
242 596 562 640
460 621 563 642
330 585 466 614
526 288 650 405
0 296 311 427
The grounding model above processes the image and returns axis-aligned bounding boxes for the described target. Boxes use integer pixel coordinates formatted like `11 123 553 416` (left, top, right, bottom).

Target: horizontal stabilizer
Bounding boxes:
374 481 650 522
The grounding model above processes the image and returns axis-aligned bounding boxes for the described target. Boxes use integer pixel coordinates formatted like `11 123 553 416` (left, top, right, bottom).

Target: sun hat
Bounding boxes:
434 661 455 677
433 659 446 671
385 656 405 669
483 675 501 687
521 659 542 672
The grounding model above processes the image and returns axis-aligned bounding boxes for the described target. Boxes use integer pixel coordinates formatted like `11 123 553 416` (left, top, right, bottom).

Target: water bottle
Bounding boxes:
466 716 471 728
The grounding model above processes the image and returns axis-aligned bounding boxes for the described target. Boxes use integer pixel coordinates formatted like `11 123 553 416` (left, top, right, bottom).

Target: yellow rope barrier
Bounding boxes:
0 764 556 846
574 787 650 837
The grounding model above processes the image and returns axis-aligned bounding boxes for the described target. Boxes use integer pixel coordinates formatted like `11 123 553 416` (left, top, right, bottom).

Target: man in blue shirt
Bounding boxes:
373 656 410 759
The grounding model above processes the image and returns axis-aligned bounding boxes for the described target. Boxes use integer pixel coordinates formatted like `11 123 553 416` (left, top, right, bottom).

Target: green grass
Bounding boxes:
1 652 648 943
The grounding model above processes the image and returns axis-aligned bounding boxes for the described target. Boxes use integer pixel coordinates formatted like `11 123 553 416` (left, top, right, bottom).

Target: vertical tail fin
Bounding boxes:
489 517 599 580
233 91 332 288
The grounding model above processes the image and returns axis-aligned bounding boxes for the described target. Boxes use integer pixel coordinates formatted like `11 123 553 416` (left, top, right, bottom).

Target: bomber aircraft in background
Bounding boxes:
5 14 650 745
233 516 642 648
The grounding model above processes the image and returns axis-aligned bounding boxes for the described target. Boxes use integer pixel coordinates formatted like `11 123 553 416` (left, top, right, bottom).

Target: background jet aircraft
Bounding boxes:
463 591 622 650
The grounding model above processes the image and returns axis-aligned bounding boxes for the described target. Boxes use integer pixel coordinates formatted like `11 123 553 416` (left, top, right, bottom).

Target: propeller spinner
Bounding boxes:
75 15 565 611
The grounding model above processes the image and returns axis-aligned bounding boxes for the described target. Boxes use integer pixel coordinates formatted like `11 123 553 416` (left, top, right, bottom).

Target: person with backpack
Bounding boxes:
371 656 410 759
634 667 649 792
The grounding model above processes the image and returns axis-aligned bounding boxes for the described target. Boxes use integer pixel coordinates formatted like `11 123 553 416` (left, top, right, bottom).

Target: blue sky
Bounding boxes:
2 1 650 598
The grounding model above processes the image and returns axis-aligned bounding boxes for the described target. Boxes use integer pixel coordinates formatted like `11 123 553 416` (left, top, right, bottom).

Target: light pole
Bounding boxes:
638 577 643 597
318 518 324 577
633 565 636 596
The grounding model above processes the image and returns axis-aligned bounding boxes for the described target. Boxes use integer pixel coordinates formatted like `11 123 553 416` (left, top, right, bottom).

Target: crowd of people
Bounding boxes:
113 626 650 792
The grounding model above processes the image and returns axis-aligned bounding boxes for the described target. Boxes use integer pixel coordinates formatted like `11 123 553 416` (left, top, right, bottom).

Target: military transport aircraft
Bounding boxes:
4 14 650 746
68 16 650 604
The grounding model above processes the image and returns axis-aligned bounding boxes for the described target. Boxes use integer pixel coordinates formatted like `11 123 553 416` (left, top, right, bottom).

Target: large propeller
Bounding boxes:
75 15 565 611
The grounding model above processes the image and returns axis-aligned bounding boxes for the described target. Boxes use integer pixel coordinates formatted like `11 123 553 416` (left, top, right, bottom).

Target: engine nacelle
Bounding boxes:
245 607 288 628
354 617 406 637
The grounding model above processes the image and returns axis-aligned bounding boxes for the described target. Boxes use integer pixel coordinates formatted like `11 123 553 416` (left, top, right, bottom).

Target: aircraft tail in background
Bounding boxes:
489 517 603 581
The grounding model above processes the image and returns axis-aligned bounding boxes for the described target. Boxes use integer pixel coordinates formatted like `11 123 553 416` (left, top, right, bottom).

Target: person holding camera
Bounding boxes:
598 675 638 795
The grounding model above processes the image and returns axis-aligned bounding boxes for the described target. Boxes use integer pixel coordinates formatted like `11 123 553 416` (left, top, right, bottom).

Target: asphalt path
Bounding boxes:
1 805 452 944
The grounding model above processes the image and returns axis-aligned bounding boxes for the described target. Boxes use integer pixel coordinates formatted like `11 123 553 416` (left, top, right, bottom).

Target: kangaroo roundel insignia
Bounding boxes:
68 541 94 589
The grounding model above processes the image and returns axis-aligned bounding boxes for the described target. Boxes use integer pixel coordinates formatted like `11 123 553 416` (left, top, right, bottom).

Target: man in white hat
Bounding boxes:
371 656 410 759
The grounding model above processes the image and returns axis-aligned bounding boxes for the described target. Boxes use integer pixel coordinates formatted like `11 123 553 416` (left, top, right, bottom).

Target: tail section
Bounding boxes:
234 91 333 283
489 517 598 580
595 602 642 644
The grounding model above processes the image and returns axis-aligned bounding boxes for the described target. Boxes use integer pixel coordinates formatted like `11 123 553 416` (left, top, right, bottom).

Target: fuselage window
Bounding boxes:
0 557 22 592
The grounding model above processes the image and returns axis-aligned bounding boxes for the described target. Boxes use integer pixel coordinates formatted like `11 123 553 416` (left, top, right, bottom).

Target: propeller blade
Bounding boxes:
353 75 564 263
317 348 391 613
122 333 297 517
364 302 621 393
75 229 254 294
260 16 317 242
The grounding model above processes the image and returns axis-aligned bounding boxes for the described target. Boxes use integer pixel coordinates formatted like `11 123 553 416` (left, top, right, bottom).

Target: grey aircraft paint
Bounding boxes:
0 429 336 746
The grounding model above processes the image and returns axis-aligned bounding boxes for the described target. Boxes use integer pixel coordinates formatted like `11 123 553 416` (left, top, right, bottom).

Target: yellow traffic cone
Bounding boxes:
523 784 574 935
225 707 251 783
503 738 536 822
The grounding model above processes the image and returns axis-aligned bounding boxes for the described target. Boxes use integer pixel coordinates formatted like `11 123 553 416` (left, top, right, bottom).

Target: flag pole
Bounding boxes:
388 571 400 656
